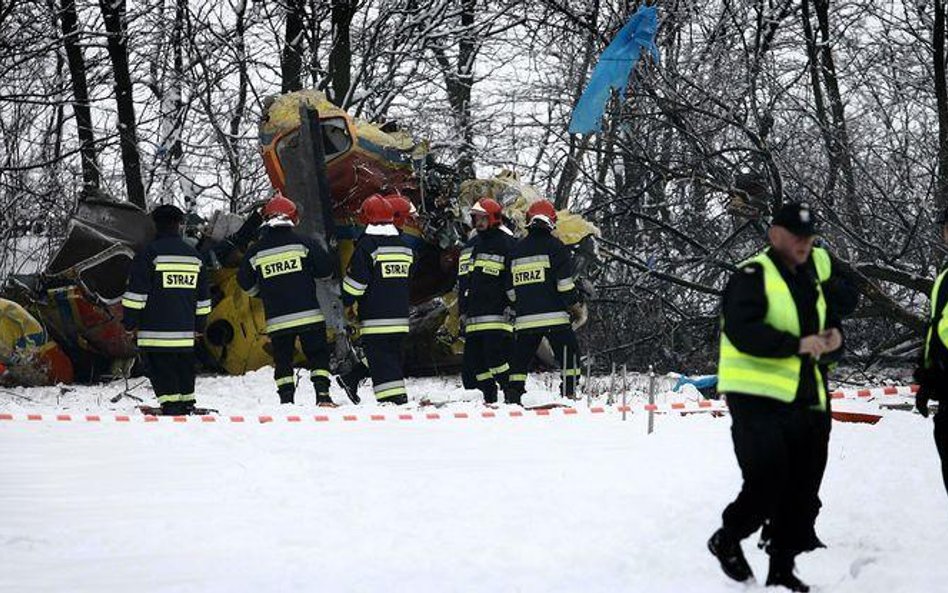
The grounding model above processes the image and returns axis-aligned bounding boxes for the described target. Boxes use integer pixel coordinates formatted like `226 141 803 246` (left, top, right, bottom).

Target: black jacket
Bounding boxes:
122 231 211 351
237 225 334 334
721 247 858 406
342 226 414 335
458 227 517 332
504 226 580 333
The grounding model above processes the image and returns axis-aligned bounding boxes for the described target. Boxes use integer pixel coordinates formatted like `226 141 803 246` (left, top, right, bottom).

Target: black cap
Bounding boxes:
151 204 185 230
771 202 817 237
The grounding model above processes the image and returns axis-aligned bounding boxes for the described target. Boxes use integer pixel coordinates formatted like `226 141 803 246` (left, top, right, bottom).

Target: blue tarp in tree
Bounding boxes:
568 6 660 135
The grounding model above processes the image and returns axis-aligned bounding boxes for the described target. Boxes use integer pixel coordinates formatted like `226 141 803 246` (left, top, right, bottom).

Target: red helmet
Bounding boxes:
470 197 503 228
262 191 299 225
359 194 394 225
526 199 557 228
384 194 417 229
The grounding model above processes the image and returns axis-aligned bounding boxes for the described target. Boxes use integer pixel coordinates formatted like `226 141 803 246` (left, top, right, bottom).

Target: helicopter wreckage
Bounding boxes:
0 91 599 387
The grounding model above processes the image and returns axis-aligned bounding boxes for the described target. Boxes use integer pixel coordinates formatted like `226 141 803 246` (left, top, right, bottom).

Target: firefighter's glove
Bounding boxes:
568 302 588 329
343 304 359 325
503 306 516 324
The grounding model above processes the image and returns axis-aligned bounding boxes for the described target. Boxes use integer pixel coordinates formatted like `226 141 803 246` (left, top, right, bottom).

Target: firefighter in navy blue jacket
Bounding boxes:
458 197 517 404
336 194 418 403
341 195 414 405
504 199 583 403
122 204 211 416
237 193 336 405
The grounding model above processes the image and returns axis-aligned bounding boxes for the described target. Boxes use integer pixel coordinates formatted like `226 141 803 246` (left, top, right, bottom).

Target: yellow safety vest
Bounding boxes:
717 247 832 410
924 268 948 368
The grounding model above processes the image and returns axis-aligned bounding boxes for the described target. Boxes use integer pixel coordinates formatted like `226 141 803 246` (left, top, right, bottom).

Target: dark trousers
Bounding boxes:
363 334 407 402
462 330 512 403
759 407 831 551
935 406 948 497
143 350 196 411
803 409 831 541
508 326 582 398
269 324 330 403
721 395 826 557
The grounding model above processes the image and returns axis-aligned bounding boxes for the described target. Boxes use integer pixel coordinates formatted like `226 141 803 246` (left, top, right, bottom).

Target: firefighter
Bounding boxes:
237 192 336 405
336 194 418 403
504 199 584 404
122 204 210 416
913 207 948 498
341 195 414 405
708 202 856 592
458 197 516 404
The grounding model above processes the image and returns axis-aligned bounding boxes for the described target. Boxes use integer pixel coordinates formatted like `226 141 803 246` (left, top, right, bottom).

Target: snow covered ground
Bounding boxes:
1 371 945 592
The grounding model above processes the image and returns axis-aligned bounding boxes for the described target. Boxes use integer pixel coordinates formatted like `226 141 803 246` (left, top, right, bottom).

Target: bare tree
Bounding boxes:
56 0 100 198
328 0 356 106
934 0 948 213
281 0 305 93
98 0 146 207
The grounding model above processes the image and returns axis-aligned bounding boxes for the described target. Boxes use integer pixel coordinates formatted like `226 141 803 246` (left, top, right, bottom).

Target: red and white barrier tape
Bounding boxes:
0 401 730 425
830 384 918 400
3 393 906 426
0 409 589 424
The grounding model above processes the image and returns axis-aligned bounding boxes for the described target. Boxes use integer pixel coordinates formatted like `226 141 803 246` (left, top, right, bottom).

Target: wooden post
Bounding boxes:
562 345 568 400
647 365 656 434
586 356 593 408
608 361 616 405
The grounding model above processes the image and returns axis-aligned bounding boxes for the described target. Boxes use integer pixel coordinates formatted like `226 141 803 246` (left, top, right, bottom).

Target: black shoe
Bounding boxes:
504 385 524 406
483 389 498 405
316 392 337 407
378 394 408 406
160 402 189 416
766 555 809 592
335 375 362 405
708 529 754 583
279 392 295 405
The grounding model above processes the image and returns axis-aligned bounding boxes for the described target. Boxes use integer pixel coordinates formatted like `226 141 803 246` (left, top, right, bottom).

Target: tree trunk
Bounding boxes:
228 0 248 212
169 0 186 163
453 0 476 180
800 0 838 204
328 0 355 107
934 0 948 214
282 0 305 93
431 0 477 181
813 0 860 231
98 0 146 208
58 0 100 198
555 0 600 209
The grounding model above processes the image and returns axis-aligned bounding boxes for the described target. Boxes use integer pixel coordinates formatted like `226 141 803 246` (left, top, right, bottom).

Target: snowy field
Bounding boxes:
1 371 946 593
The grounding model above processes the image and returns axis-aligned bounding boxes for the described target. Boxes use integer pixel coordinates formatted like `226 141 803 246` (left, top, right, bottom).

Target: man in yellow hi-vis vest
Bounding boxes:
708 202 857 593
913 207 948 498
